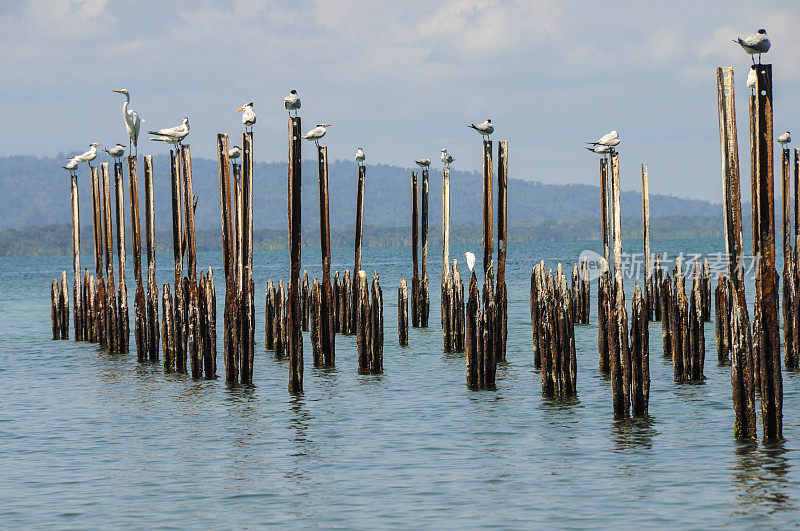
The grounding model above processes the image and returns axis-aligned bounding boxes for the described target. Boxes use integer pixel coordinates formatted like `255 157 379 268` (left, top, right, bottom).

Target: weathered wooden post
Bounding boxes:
143 156 159 361
127 157 147 359
350 165 366 335
288 117 303 394
370 272 383 374
90 165 107 347
730 297 757 438
420 168 430 327
162 283 175 372
715 274 731 364
101 163 117 351
302 271 310 331
70 174 82 340
181 145 197 283
398 278 408 346
781 146 796 370
113 161 128 353
630 284 650 416
356 271 370 374
411 171 420 327
753 64 782 439
217 133 237 382
441 167 451 333
240 132 255 383
265 279 275 350
641 163 652 319
59 271 69 339
600 157 610 264
317 145 335 367
496 141 508 361
482 139 493 274
466 271 479 390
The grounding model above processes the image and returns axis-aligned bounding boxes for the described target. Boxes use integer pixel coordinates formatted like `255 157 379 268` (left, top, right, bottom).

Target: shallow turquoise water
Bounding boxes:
1 239 798 527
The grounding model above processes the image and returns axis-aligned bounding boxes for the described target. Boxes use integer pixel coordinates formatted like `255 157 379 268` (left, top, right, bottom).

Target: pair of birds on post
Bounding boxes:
585 130 619 155
63 141 128 174
111 89 190 153
411 118 494 170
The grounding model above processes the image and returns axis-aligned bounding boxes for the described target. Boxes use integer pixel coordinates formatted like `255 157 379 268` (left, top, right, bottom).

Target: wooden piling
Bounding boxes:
482 140 493 274
317 145 335 367
302 271 310 331
730 297 757 438
265 279 275 350
162 283 175 372
398 278 408 346
127 157 147 360
143 156 159 361
288 117 303 394
411 171 419 328
181 145 197 282
420 168 430 327
217 134 237 382
370 272 383 374
240 133 255 383
466 272 479 390
441 167 451 333
351 165 366 335
70 174 82 340
51 279 60 340
715 274 731 364
641 163 652 318
356 271 370 374
496 141 508 362
600 157 610 264
310 278 321 366
113 161 128 353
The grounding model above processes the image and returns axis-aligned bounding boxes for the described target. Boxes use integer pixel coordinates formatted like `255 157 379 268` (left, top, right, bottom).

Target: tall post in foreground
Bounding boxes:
420 168 430 327
441 167 451 329
600 157 610 264
496 140 508 361
753 64 782 439
288 117 303 394
611 152 622 287
240 132 255 382
795 148 800 250
351 164 366 335
411 171 420 328
70 174 82 340
781 146 796 370
317 145 335 367
144 156 159 361
482 139 493 274
217 134 237 382
641 163 652 319
128 157 146 360
170 149 184 287
114 161 129 353
181 145 197 283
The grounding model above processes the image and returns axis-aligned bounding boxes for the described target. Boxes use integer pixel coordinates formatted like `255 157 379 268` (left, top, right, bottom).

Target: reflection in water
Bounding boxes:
288 395 312 457
612 416 657 452
730 441 795 519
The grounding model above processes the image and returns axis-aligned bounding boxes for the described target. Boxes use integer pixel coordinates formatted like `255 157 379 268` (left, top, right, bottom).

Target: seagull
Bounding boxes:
284 90 301 116
414 158 431 168
778 131 791 146
103 143 126 159
734 29 771 64
63 159 79 175
302 123 330 146
237 102 256 132
149 117 190 146
586 130 620 147
586 144 612 155
112 89 142 156
228 145 241 162
468 119 494 137
441 149 454 167
465 251 476 273
355 147 365 166
747 66 757 90
69 142 102 167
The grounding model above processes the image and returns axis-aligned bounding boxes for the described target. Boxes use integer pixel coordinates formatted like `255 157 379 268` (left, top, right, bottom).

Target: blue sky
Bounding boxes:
1 0 799 201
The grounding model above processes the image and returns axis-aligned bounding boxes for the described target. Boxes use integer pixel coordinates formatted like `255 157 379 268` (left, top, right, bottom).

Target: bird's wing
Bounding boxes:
148 124 181 136
742 35 760 47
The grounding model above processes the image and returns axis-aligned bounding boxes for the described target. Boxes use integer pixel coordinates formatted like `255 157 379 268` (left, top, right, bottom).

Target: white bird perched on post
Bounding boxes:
778 131 791 146
586 144 612 155
149 118 190 146
63 159 79 175
284 90 301 116
302 123 330 146
441 149 454 167
414 158 431 168
587 130 619 147
112 89 142 156
747 66 757 90
468 119 494 137
355 147 365 166
228 145 241 161
465 251 476 273
69 142 102 167
734 29 770 64
237 102 256 132
103 143 126 159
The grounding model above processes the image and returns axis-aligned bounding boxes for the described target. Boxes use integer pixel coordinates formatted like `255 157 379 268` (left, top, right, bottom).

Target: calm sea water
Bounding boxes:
1 239 799 528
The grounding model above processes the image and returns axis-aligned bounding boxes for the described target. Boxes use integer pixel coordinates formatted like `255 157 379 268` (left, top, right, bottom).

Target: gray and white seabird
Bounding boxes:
103 143 126 159
468 119 494 137
441 149 454 167
586 130 620 147
149 118 190 146
355 147 365 165
778 131 791 146
284 90 301 115
63 159 79 175
302 123 330 146
69 142 102 167
734 29 771 64
414 158 431 168
237 102 256 131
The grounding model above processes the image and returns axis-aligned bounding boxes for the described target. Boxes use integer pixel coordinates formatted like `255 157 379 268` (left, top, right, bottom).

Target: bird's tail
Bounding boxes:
468 124 478 130
150 136 167 142
585 141 600 145
147 130 163 135
734 38 745 46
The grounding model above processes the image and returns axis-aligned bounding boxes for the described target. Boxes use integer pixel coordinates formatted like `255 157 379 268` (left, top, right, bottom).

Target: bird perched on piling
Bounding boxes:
734 29 770 64
103 143 126 159
237 102 256 132
149 118 190 146
414 158 431 168
586 144 613 155
355 147 365 166
747 66 757 90
465 251 476 273
112 89 142 156
302 123 330 146
441 149 454 167
63 159 79 175
69 142 102 167
468 119 494 137
229 145 241 162
778 131 791 146
587 130 619 147
284 90 301 116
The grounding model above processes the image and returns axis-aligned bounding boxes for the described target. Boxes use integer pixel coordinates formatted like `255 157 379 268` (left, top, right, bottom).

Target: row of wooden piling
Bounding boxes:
465 267 500 390
410 169 430 328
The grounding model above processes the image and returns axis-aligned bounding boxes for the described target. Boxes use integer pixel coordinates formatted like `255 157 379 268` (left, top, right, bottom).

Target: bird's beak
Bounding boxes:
325 124 332 127
97 142 103 146
236 107 244 112
112 89 124 93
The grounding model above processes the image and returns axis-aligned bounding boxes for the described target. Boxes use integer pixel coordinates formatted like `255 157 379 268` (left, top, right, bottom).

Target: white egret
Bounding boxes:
468 119 494 137
237 102 256 132
69 142 102 167
112 89 142 156
465 252 476 273
778 131 791 146
414 158 431 168
302 123 330 146
103 143 126 159
440 149 454 167
149 118 190 146
284 90 301 115
734 29 770 64
355 147 365 165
